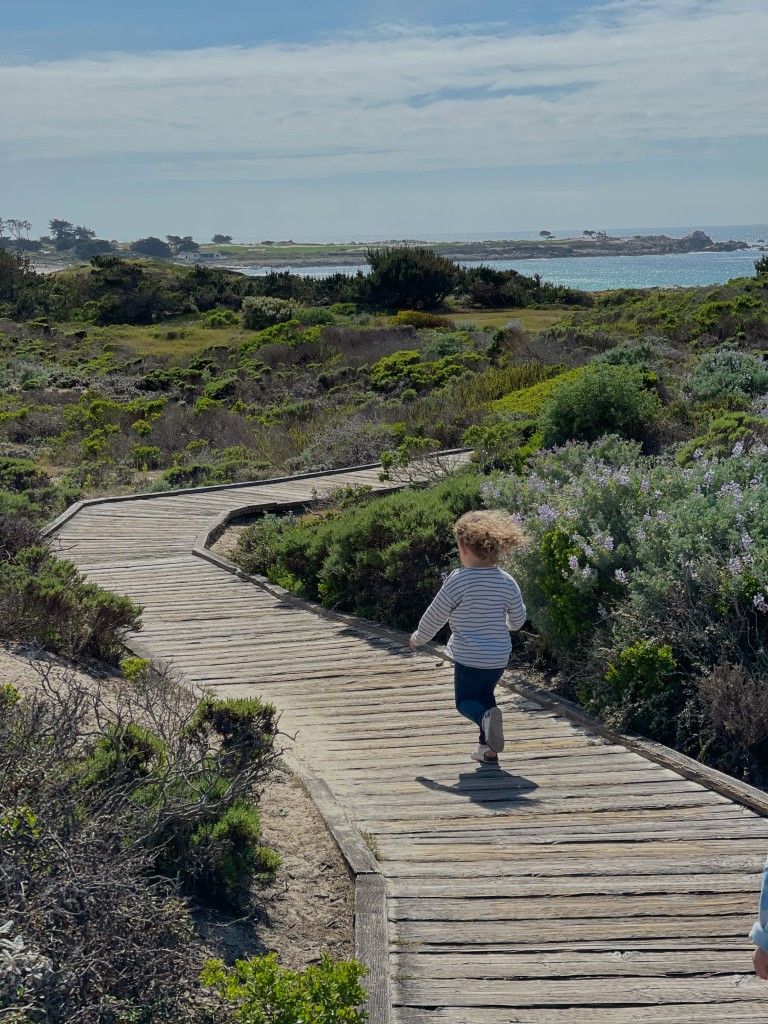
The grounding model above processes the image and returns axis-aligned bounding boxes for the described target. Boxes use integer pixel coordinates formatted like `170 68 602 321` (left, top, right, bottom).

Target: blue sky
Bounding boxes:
1 0 766 240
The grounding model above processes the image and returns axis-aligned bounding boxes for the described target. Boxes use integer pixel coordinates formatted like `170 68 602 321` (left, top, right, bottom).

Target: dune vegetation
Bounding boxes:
2 244 768 1020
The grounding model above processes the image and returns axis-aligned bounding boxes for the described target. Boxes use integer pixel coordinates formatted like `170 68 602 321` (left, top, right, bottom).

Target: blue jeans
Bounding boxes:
454 662 504 743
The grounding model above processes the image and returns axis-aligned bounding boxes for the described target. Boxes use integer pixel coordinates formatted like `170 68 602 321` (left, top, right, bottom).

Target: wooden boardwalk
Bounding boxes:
48 468 768 1023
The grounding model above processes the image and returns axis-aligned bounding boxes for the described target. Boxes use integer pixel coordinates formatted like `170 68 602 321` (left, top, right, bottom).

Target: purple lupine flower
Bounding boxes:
568 555 579 571
536 504 558 525
732 441 745 458
728 557 743 575
597 605 608 617
754 593 767 613
581 566 593 578
640 479 650 493
614 569 628 584
604 536 614 552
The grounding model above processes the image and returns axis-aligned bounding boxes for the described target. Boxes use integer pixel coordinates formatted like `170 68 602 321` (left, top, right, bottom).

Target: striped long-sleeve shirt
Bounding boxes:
411 566 527 669
751 855 768 951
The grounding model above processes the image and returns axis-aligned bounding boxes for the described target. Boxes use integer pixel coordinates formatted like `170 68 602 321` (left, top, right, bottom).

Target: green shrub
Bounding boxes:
390 309 456 329
242 296 298 331
202 952 368 1024
234 473 483 629
0 667 280 1022
580 640 679 739
423 331 470 358
463 418 537 472
592 339 661 371
491 367 584 417
201 308 241 328
694 300 738 340
295 305 335 326
188 800 281 908
604 640 677 701
677 412 768 463
0 542 142 661
82 722 167 788
537 364 660 445
238 319 305 354
183 695 277 770
370 350 475 392
131 443 163 470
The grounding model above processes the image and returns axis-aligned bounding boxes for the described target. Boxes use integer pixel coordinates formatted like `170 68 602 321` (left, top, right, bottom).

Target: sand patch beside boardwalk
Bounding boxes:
0 642 354 969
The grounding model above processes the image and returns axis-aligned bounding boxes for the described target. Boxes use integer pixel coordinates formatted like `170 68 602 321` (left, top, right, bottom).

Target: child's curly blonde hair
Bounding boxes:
454 510 526 562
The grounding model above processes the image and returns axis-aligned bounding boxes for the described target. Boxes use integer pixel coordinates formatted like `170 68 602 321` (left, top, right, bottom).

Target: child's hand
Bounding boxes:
754 947 768 979
409 635 417 649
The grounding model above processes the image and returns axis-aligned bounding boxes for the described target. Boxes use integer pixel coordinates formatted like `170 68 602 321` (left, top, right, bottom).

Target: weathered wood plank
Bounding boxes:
395 1004 768 1024
394 975 765 1007
393 948 752 979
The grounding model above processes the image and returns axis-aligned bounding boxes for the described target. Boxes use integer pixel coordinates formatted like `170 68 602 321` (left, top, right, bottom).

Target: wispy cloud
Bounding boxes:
1 0 765 180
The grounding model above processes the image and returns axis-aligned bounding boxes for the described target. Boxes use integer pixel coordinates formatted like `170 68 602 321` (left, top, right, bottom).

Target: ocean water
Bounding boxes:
238 224 768 291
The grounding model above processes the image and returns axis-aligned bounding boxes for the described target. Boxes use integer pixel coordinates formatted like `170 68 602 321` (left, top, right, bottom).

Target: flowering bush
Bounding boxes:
241 296 299 331
485 435 768 778
686 349 768 405
484 436 642 658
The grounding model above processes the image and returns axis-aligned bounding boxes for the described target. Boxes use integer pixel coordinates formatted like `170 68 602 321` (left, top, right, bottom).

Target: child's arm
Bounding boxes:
506 580 527 632
410 579 459 648
751 855 768 978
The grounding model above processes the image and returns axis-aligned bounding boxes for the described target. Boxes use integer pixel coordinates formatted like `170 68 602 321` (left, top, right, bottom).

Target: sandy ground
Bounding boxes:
211 523 249 561
0 643 354 969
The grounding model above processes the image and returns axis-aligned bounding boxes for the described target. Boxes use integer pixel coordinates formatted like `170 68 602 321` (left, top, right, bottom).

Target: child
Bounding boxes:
409 509 527 764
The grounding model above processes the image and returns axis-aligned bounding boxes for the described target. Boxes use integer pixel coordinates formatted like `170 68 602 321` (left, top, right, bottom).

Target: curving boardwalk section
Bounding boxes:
48 468 768 1023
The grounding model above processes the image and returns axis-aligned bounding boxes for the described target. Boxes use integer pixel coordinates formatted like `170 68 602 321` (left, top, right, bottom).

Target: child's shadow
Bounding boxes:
415 770 539 811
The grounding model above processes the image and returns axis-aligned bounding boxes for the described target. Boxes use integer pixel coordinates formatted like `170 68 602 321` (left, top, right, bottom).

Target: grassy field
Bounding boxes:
447 308 572 331
85 309 571 359
201 243 368 259
88 321 247 357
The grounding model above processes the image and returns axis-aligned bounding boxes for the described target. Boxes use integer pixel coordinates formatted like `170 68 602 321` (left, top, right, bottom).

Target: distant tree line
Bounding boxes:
0 245 591 325
0 216 235 258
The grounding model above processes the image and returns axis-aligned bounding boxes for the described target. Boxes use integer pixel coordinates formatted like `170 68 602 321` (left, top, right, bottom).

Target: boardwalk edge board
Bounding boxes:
505 674 768 819
299 775 391 1024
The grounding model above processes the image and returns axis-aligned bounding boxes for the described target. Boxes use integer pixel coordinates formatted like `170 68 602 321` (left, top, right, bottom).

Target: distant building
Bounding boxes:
175 252 225 263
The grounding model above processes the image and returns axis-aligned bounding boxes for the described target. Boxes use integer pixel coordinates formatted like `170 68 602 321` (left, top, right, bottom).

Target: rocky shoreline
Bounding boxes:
202 230 753 270
28 230 756 275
